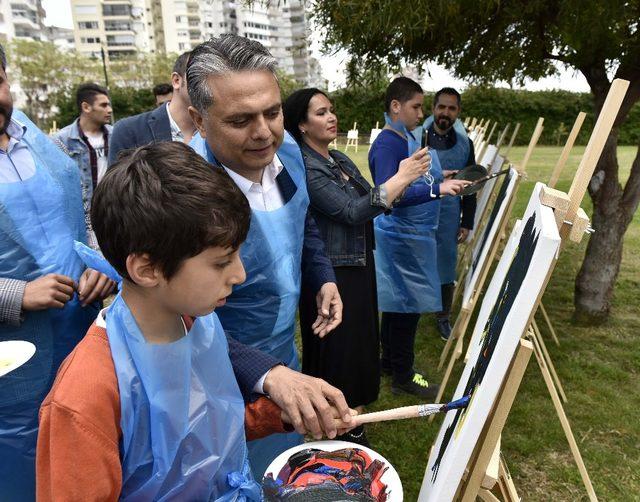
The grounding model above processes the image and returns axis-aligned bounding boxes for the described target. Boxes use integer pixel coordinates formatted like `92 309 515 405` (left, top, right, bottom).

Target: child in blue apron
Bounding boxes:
36 142 305 501
369 77 468 398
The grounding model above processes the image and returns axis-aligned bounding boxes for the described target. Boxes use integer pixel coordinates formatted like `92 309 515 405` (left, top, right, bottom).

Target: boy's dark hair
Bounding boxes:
434 87 461 107
76 83 109 114
283 87 329 144
0 43 6 71
385 77 423 113
173 51 191 77
91 142 251 281
153 83 173 97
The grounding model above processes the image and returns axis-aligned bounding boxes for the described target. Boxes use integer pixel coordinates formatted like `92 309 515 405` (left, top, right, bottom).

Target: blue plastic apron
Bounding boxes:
424 117 471 284
0 111 95 501
372 123 443 313
190 132 306 478
106 295 260 501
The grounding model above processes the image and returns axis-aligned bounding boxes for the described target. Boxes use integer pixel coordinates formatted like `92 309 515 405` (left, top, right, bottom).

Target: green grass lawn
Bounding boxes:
315 144 640 500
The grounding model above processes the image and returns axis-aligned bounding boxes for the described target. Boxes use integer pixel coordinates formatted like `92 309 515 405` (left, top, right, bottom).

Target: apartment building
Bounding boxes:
0 0 46 43
70 0 320 84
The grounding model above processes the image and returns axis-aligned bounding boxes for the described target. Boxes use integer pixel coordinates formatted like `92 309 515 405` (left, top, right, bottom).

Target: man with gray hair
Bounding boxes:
188 34 344 477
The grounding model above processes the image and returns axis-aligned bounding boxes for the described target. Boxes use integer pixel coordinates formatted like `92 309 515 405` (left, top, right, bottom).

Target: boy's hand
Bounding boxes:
264 365 354 440
312 282 342 338
78 268 116 306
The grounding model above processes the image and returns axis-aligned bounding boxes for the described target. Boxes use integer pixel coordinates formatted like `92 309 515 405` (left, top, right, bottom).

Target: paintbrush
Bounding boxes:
353 396 470 426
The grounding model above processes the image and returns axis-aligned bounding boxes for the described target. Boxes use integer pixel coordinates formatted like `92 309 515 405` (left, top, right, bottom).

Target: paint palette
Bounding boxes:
263 440 403 501
0 341 36 377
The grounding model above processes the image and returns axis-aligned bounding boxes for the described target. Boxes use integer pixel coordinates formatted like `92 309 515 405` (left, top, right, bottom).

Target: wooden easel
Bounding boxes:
344 122 359 152
447 115 583 408
478 121 499 160
452 118 542 317
502 122 521 159
536 111 587 347
452 338 534 501
369 121 381 146
433 166 524 412
423 81 626 501
495 124 510 151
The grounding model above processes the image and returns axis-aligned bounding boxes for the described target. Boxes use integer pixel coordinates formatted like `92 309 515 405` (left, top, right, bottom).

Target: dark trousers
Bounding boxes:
380 312 421 385
437 282 455 320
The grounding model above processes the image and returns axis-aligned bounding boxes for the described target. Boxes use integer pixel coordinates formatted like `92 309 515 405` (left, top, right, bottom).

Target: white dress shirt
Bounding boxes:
224 156 285 211
166 102 184 143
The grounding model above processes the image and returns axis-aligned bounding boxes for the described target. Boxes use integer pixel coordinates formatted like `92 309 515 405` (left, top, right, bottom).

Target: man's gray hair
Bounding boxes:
187 34 278 113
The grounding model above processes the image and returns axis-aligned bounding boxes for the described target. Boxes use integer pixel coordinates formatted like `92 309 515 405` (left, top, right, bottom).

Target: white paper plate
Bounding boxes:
263 439 403 501
0 341 36 378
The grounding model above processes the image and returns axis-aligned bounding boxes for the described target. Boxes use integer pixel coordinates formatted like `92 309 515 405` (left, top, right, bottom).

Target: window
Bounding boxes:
81 37 100 44
78 21 99 30
176 15 185 23
105 20 132 31
107 34 135 46
179 42 186 50
103 4 131 16
74 5 97 15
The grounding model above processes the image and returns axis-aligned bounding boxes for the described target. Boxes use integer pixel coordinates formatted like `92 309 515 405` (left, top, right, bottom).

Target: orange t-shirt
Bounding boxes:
36 323 287 502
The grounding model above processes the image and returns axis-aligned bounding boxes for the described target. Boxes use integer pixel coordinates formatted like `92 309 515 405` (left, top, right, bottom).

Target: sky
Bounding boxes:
43 0 590 93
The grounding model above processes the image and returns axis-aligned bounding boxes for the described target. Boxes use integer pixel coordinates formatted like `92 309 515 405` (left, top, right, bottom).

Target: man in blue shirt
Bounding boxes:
0 44 116 501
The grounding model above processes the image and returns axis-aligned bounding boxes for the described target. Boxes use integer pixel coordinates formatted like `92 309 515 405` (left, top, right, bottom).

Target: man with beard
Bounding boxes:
0 44 115 500
423 88 476 340
54 83 113 208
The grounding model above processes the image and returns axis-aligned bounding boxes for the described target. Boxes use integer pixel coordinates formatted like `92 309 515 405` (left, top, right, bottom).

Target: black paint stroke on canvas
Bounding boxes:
430 211 539 481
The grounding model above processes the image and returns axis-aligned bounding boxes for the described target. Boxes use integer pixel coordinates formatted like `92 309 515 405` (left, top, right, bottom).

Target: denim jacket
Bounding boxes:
301 143 387 267
53 118 112 206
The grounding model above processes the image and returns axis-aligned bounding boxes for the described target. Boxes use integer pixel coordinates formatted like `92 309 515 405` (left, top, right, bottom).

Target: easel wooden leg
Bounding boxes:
531 319 568 403
539 301 561 346
459 339 533 502
527 332 598 502
497 455 520 502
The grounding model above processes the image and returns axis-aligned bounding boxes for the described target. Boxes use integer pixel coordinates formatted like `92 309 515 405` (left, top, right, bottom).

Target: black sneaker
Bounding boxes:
437 318 452 341
392 373 440 399
336 425 370 448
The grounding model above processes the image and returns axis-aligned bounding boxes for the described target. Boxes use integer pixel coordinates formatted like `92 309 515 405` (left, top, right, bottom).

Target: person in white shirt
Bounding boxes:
53 83 113 208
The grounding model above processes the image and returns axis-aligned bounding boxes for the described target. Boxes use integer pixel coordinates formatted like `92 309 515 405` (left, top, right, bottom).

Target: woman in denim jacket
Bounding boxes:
283 88 431 445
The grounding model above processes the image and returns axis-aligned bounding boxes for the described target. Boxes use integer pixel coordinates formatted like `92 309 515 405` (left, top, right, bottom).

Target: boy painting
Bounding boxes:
36 142 352 500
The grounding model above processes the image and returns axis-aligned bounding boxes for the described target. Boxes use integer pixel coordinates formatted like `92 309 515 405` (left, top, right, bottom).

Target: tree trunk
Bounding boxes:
574 129 640 323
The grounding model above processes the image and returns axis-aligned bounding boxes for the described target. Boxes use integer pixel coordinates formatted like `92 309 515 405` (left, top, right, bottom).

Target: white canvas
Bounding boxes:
419 183 561 501
462 168 518 307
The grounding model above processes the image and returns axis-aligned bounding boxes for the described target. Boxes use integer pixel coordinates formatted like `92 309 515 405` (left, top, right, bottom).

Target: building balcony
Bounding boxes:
11 15 39 30
10 0 37 11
